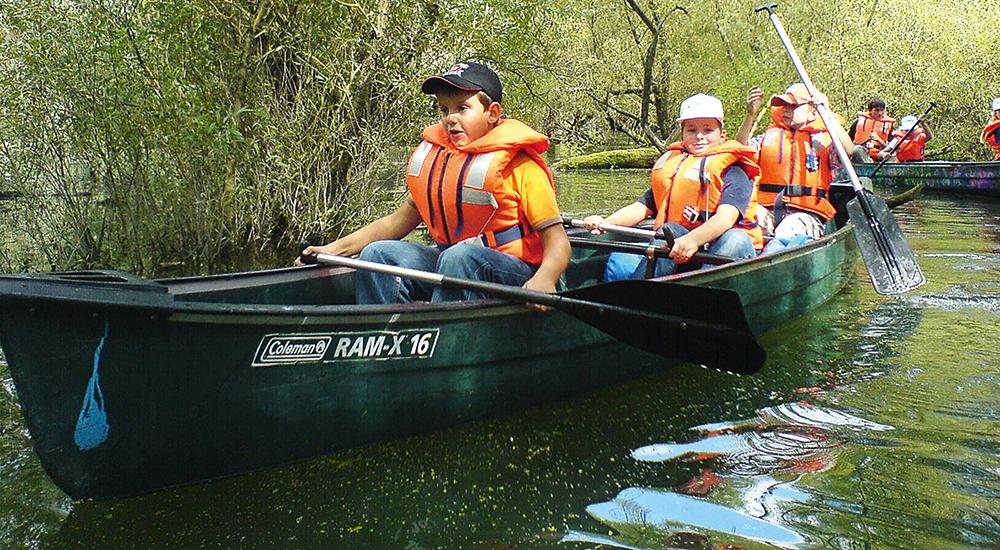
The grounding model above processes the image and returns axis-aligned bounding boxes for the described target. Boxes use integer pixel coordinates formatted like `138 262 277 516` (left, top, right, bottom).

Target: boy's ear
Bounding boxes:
488 101 502 124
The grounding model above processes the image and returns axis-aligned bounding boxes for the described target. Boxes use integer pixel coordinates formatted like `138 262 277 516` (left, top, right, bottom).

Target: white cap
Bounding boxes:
677 93 724 123
899 115 918 131
992 97 1000 111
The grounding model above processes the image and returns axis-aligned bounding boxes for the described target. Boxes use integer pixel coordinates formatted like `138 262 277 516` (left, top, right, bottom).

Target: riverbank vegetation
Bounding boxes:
1 0 996 274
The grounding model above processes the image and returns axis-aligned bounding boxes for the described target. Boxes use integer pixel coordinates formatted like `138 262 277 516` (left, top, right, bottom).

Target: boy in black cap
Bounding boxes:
302 62 569 306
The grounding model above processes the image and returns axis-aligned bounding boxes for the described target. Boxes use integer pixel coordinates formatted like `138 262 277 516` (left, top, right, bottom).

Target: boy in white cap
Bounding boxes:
302 61 570 305
878 114 933 162
980 97 1000 160
583 93 762 280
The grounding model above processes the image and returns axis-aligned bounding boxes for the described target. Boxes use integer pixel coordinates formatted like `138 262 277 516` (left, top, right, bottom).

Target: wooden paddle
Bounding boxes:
562 217 734 265
756 3 925 295
301 252 766 375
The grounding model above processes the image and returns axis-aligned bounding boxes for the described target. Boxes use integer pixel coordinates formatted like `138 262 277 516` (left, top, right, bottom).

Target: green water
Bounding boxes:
1 177 998 549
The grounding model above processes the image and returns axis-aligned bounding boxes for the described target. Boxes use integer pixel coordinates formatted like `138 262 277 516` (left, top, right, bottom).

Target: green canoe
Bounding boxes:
855 161 1000 196
0 225 857 499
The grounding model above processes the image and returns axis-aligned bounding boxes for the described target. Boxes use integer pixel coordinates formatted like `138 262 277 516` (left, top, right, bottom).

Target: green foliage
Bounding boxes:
0 0 995 273
0 0 563 274
545 0 999 160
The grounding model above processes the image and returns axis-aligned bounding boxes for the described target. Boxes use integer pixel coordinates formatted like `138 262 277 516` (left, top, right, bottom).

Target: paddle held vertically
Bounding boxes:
755 2 925 295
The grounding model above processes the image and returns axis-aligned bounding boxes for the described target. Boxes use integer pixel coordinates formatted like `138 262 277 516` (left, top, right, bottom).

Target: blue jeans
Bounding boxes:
355 240 537 304
605 224 755 280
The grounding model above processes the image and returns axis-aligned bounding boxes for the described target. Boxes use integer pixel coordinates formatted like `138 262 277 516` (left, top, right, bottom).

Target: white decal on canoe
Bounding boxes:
252 329 439 367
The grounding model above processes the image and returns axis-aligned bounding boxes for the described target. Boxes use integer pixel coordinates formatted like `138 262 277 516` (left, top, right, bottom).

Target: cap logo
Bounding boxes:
443 63 469 77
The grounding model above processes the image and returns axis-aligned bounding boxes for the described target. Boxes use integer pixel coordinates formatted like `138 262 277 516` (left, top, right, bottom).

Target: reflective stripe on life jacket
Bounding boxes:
983 119 1000 160
853 111 896 159
890 128 929 162
406 119 555 265
650 140 764 250
756 113 838 220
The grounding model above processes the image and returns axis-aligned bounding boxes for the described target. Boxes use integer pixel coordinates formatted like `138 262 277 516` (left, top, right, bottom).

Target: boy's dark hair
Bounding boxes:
474 91 494 108
868 98 886 110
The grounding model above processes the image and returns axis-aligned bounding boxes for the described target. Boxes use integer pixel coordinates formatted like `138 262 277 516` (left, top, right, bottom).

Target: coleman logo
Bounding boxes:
252 329 439 367
254 335 331 366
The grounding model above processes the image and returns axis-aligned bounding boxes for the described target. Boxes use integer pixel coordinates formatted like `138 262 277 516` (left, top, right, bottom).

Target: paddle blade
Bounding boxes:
847 190 925 295
562 280 766 375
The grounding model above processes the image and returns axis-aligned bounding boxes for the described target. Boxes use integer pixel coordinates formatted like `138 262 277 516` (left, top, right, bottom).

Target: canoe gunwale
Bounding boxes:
0 225 855 318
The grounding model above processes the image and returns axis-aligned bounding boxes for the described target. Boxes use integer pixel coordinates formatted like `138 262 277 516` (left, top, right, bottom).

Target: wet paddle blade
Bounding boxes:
562 280 766 375
847 190 925 295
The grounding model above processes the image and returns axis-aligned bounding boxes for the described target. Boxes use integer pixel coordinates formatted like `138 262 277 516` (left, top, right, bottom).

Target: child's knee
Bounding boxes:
714 230 754 258
436 243 486 273
359 241 396 262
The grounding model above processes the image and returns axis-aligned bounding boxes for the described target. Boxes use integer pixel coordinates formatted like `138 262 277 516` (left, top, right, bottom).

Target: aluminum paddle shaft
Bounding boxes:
755 3 925 294
305 252 766 374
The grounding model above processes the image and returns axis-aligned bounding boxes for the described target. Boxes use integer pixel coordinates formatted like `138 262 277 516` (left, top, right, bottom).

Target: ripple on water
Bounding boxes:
908 292 1000 313
576 402 899 548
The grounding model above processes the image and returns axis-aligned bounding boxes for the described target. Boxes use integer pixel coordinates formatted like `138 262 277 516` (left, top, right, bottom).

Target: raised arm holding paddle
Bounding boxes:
755 2 925 294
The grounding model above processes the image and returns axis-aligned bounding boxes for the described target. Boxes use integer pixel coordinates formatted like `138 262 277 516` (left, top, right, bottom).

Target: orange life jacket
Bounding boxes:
853 111 896 159
650 140 764 250
983 119 1000 160
889 128 929 162
756 108 838 221
405 119 554 266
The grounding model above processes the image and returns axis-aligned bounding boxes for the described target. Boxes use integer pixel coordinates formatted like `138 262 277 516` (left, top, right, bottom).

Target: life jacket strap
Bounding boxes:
759 183 786 194
481 224 526 247
784 185 827 199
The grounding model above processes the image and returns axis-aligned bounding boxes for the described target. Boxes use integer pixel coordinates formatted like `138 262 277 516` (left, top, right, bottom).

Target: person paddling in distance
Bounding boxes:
850 97 895 161
878 114 933 162
300 61 570 306
980 97 1000 160
738 83 855 255
583 93 762 281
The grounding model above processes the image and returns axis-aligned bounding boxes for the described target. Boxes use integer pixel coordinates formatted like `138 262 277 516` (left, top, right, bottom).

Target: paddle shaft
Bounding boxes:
562 218 733 265
756 2 923 294
756 5 864 194
566 237 733 265
307 252 739 341
868 102 936 178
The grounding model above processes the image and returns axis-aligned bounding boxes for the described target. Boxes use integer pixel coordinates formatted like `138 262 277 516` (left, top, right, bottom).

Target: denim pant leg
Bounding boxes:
432 243 537 302
632 223 687 278
707 229 755 261
356 241 440 304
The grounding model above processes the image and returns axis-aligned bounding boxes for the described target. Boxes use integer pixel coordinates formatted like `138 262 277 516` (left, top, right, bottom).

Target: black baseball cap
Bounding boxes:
421 61 503 104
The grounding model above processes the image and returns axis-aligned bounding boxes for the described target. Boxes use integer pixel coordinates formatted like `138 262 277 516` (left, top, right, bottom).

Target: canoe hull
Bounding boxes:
0 226 857 499
855 161 1000 196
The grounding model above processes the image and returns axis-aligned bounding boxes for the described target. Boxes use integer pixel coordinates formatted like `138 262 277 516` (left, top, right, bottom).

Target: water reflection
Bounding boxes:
574 487 806 548
566 403 894 549
2 192 999 550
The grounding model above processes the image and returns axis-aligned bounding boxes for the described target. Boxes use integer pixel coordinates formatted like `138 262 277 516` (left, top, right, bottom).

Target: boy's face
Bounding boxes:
681 118 723 154
436 90 500 147
870 107 887 119
781 102 813 129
